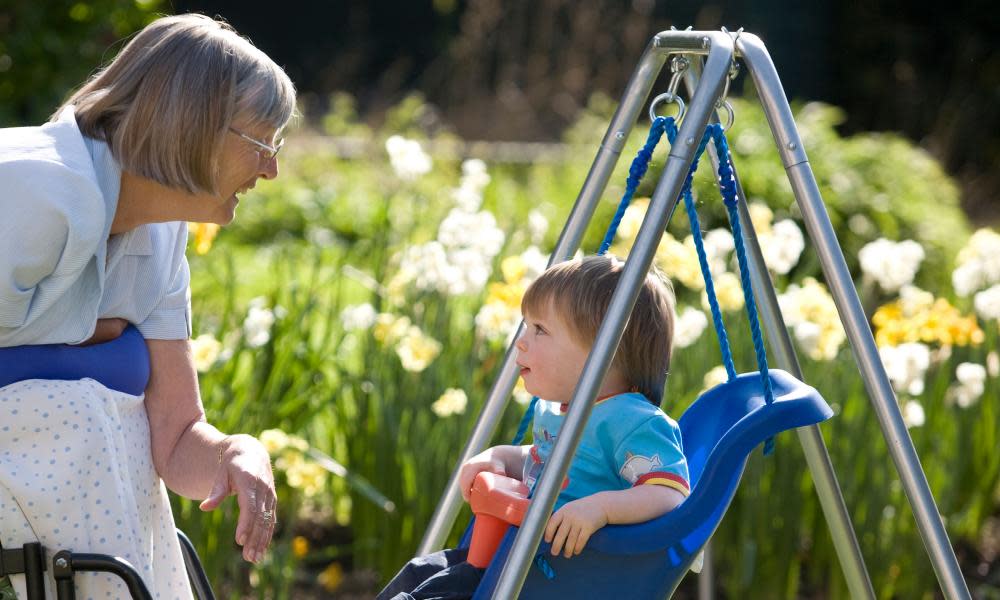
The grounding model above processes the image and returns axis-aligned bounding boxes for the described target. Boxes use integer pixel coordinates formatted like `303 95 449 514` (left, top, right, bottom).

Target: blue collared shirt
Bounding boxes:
0 107 191 346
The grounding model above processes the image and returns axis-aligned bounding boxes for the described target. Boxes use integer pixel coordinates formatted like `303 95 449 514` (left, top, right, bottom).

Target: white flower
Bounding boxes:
952 228 1000 296
674 307 708 349
340 303 377 331
450 159 491 211
475 301 521 343
432 388 468 417
791 321 822 357
947 362 987 408
987 351 999 378
973 284 1000 321
703 229 735 262
901 400 925 428
760 219 805 275
190 333 222 372
519 246 549 282
953 263 984 297
528 210 549 244
461 158 490 190
385 135 432 181
244 298 276 348
879 343 931 396
859 238 925 293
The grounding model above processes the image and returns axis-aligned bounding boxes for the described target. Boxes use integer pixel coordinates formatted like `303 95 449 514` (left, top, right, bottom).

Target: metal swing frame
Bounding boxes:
418 29 971 599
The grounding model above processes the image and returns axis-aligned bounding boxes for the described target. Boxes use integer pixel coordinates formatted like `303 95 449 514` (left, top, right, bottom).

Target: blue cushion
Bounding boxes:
0 325 150 396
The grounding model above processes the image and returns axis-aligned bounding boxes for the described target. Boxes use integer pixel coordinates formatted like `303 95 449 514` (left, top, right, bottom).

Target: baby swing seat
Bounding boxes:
470 369 832 599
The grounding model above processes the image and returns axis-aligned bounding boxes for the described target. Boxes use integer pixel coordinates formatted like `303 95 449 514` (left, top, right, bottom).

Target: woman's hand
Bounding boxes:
544 495 609 558
198 434 277 563
77 318 129 346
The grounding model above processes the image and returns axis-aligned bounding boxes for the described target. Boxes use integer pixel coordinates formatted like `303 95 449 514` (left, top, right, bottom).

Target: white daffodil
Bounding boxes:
859 238 925 293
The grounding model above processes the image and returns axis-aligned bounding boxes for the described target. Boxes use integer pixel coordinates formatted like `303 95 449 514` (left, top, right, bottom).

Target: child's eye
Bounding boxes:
534 324 546 335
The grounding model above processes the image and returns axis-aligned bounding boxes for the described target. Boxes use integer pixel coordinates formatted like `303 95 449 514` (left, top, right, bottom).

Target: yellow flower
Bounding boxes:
705 272 745 313
501 255 527 284
872 291 983 348
615 198 650 243
260 429 291 455
317 562 344 592
292 536 309 558
485 281 526 310
395 326 442 372
778 278 846 360
373 313 412 345
655 234 704 291
748 202 774 234
279 453 327 497
190 333 222 372
188 222 220 255
432 388 468 417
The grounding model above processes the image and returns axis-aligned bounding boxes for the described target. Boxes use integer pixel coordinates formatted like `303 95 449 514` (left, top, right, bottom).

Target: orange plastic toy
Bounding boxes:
466 472 531 568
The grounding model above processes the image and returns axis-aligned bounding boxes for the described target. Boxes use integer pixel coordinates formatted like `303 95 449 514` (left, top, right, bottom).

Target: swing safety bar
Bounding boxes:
418 29 971 600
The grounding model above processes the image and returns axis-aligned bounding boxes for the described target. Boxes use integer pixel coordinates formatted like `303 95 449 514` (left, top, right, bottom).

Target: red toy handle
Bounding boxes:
466 472 531 568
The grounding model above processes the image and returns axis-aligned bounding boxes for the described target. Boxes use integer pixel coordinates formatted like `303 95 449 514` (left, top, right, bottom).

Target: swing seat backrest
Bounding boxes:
472 368 832 599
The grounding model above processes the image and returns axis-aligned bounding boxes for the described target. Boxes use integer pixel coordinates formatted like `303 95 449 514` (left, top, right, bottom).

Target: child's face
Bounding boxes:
515 300 626 405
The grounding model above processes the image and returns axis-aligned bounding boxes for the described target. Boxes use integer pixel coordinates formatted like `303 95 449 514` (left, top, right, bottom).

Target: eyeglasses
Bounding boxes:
229 127 284 160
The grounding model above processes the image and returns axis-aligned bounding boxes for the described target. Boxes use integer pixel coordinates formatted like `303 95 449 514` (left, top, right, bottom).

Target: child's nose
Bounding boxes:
515 330 528 352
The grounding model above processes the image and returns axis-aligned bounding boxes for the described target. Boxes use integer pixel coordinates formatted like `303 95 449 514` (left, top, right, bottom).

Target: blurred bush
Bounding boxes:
0 0 163 126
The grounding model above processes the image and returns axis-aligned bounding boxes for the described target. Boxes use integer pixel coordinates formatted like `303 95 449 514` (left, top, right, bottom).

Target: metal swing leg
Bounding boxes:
729 32 971 600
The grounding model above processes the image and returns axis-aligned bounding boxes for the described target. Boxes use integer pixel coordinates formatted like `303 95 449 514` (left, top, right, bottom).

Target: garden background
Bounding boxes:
2 1 999 598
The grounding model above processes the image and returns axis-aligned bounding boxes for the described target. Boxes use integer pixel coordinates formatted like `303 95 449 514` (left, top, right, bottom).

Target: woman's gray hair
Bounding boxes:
56 13 297 194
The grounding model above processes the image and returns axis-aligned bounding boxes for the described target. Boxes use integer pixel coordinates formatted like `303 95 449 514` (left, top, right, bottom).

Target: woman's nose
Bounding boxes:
259 155 279 180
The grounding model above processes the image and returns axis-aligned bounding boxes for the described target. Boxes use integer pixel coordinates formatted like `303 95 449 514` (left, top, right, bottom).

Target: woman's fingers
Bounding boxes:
240 482 277 563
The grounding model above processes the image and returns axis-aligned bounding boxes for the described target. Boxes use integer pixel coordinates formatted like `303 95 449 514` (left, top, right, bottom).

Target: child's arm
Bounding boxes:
544 485 686 558
457 444 530 501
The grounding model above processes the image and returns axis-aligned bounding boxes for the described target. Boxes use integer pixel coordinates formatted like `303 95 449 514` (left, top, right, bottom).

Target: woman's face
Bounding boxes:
194 123 280 225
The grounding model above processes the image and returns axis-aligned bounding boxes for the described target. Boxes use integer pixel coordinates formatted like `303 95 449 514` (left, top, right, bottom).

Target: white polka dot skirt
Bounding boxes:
0 379 193 599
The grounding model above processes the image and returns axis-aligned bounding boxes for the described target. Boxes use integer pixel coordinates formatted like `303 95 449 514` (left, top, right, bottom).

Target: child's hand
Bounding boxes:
457 449 507 502
544 495 608 558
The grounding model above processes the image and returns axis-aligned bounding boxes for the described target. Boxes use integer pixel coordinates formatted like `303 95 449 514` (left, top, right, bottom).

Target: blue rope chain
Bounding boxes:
598 116 670 256
664 121 738 382
710 128 775 455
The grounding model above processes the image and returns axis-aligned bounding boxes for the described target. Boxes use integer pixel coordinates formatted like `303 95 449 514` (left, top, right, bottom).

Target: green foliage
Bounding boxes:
169 93 990 598
0 0 163 126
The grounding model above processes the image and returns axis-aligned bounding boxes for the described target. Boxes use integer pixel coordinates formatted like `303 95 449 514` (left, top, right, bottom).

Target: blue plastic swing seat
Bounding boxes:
470 369 833 599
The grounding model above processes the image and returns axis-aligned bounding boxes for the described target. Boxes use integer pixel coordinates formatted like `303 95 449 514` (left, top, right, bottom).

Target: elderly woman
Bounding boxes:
0 14 295 598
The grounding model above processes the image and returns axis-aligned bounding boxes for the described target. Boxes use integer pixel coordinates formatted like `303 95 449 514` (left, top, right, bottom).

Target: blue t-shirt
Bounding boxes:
524 392 689 510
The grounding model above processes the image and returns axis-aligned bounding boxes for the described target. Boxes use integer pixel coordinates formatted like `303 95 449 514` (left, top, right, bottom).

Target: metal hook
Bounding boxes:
649 55 690 122
649 92 687 123
717 100 735 132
